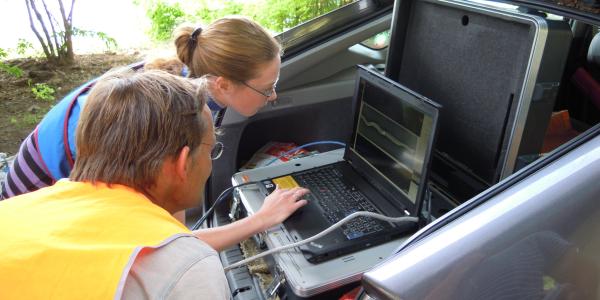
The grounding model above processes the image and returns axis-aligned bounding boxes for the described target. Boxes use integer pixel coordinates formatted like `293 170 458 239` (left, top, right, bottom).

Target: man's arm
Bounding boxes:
122 237 230 300
193 186 308 251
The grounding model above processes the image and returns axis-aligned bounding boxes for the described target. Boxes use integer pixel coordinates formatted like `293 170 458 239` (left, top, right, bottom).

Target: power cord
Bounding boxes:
265 141 346 166
191 181 259 231
223 212 418 271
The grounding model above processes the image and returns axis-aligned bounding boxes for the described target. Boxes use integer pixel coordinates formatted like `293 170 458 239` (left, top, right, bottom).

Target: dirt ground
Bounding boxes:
0 53 142 155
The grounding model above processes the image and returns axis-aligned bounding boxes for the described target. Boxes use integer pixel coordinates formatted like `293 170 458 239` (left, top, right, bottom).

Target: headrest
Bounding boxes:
588 33 600 66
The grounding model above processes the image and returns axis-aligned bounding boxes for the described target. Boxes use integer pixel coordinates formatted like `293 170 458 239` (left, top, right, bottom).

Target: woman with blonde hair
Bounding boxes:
0 16 306 254
174 16 282 120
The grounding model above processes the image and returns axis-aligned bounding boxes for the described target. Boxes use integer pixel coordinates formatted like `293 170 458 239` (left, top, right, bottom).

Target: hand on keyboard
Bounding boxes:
254 186 310 230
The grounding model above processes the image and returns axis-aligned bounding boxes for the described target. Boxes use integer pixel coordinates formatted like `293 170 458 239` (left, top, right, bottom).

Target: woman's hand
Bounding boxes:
254 186 309 231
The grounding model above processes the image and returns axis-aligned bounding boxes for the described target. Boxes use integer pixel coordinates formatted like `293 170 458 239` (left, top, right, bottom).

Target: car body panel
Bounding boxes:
363 125 600 299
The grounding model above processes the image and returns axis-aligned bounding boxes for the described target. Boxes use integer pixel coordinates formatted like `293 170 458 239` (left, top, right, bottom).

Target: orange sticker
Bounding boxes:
272 176 300 189
242 175 250 183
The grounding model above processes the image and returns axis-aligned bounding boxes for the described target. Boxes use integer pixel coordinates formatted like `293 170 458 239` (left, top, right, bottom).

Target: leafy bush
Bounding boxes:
16 39 34 56
256 0 355 32
72 28 118 51
0 64 24 77
143 0 352 41
0 48 23 78
95 32 118 50
31 83 56 102
193 0 354 33
147 2 185 41
195 1 243 24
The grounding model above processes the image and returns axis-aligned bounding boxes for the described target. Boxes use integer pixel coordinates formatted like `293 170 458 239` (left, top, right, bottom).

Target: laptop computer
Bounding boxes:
259 65 441 263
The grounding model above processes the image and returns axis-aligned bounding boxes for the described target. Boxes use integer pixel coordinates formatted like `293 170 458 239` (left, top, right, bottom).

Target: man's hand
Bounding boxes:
254 186 310 231
192 186 310 251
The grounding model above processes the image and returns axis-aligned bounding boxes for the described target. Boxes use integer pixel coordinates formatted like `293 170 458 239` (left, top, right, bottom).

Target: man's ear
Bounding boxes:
174 146 191 181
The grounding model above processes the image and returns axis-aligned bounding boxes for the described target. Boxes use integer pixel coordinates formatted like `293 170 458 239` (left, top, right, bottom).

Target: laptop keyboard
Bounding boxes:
293 166 393 240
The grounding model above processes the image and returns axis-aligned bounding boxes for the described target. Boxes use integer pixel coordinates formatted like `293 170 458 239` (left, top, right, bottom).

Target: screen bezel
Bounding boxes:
344 66 441 217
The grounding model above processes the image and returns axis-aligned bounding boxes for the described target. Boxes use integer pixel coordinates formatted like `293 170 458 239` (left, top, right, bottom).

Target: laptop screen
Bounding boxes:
348 67 439 209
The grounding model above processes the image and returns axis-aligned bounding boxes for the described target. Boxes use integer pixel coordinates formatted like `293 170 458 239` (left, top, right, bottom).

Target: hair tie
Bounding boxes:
191 27 203 42
187 27 203 67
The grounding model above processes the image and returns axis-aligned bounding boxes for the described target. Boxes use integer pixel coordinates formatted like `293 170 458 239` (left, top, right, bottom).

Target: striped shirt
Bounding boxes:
0 99 225 200
1 132 53 199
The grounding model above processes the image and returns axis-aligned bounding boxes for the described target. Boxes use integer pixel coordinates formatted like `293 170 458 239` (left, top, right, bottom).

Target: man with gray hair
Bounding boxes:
0 69 307 299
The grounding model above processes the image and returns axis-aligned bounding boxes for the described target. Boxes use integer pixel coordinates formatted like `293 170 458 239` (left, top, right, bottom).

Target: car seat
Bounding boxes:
572 32 600 111
542 32 600 153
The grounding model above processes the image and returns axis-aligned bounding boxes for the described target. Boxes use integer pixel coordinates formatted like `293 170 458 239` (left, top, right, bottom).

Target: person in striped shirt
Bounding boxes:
1 16 281 200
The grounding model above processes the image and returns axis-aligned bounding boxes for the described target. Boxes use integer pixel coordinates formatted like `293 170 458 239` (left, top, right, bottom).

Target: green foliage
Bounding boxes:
72 28 118 51
142 0 353 42
16 39 34 56
0 47 24 78
543 276 557 291
31 83 56 102
20 112 45 127
193 0 354 33
255 0 353 32
0 64 24 77
10 112 45 128
194 1 243 23
96 32 118 50
147 2 186 41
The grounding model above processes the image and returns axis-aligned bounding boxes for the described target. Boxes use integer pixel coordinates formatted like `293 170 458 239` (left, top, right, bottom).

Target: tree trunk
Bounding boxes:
25 0 55 63
27 0 57 60
58 0 75 64
40 0 61 58
24 0 76 65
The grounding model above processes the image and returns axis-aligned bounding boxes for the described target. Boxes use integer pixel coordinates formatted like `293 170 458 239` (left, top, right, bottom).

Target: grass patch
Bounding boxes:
10 110 48 128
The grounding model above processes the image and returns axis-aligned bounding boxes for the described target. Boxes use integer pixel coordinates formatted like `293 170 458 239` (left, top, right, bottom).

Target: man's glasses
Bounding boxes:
202 141 224 160
241 81 276 98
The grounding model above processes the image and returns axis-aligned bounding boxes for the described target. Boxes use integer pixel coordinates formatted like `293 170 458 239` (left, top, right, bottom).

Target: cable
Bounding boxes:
223 211 418 271
191 181 258 231
265 141 346 166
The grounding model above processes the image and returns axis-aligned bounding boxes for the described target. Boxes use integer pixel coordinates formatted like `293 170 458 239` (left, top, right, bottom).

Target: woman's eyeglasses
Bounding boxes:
201 141 224 160
241 81 276 98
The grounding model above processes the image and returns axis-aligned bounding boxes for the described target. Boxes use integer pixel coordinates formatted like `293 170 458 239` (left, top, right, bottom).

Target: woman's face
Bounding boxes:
227 56 281 117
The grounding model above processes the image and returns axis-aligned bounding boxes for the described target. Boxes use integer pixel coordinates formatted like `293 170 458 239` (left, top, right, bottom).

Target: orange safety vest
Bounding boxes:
0 180 192 299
